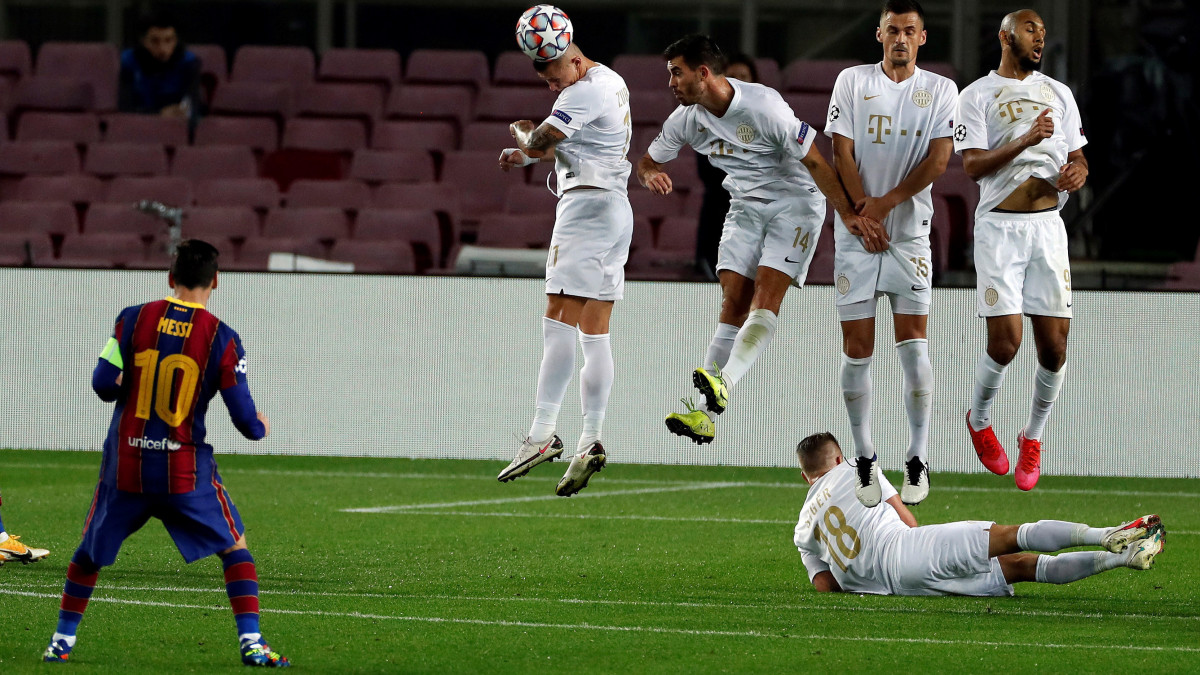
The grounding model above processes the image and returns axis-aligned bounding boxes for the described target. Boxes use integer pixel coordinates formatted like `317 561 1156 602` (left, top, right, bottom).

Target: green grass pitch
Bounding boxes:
0 449 1197 673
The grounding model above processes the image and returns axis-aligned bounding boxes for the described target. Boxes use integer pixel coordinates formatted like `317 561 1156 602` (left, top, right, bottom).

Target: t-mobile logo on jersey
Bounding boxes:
867 114 924 144
127 437 183 451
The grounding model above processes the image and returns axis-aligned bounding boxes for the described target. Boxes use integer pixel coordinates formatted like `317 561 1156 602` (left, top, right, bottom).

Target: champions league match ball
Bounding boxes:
516 5 573 62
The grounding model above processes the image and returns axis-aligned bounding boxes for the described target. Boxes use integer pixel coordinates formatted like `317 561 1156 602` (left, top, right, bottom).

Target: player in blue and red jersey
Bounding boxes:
43 240 289 668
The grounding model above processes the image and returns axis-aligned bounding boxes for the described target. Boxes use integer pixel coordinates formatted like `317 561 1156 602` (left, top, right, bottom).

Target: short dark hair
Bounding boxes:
662 34 727 75
137 9 178 37
796 432 842 474
171 239 219 289
726 52 759 83
881 0 925 25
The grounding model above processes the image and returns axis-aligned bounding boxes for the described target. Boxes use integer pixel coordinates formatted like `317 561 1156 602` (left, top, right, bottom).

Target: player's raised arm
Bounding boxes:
637 153 673 195
511 119 566 159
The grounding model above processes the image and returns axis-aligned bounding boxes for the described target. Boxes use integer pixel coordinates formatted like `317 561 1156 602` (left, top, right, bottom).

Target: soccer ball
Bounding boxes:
515 5 573 62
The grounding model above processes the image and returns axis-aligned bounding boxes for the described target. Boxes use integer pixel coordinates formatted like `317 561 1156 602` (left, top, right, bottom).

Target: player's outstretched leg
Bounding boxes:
556 442 607 497
896 338 932 505
1101 515 1164 554
498 435 565 482
0 533 49 564
967 352 1010 475
43 549 100 663
222 548 290 668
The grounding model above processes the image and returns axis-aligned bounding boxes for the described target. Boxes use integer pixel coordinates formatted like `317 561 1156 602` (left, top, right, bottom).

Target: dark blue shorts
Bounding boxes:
79 478 245 566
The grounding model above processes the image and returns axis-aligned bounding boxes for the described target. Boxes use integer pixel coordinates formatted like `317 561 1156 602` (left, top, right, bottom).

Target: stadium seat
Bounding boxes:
284 179 371 211
0 201 78 236
262 207 349 240
210 81 295 120
629 189 684 221
630 215 654 252
261 149 347 190
921 61 958 84
172 145 258 181
611 54 668 91
188 44 228 82
15 111 99 144
11 77 93 113
929 194 953 276
318 48 401 89
35 42 120 110
0 233 53 266
328 239 416 274
83 202 164 236
0 140 81 176
441 151 521 217
83 142 169 177
782 59 863 93
371 120 457 153
102 113 189 148
784 93 833 130
472 86 556 122
16 175 104 204
475 212 554 249
629 88 678 128
105 176 193 207
183 205 260 240
55 233 147 267
0 40 32 83
194 116 280 153
806 218 836 285
631 125 661 159
755 58 782 90
373 182 461 241
384 84 473 130
460 121 517 152
233 236 326 270
282 118 367 153
230 46 315 86
655 215 699 252
932 161 979 269
348 149 435 184
353 207 441 269
504 183 559 215
295 83 384 122
492 51 543 88
194 178 280 210
405 49 489 90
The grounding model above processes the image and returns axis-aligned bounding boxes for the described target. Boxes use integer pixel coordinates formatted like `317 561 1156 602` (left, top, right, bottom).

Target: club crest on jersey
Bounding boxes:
912 89 932 108
552 109 572 124
735 124 756 143
984 286 1000 307
836 274 850 295
1040 83 1055 103
796 122 810 144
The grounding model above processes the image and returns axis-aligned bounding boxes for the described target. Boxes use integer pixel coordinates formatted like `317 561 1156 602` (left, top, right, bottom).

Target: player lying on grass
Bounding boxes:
793 432 1164 596
43 240 289 667
0 491 50 565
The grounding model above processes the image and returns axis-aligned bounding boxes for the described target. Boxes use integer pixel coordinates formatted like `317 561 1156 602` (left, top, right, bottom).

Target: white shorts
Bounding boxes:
837 292 930 322
834 214 933 308
887 521 1015 597
716 194 825 286
547 189 633 302
974 210 1072 318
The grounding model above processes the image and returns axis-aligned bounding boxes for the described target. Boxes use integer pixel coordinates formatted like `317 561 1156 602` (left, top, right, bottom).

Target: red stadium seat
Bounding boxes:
384 84 473 129
36 42 119 110
373 182 461 237
0 140 80 176
932 161 979 269
83 202 164 236
371 120 457 153
611 54 668 91
348 149 435 184
83 142 169 177
329 239 416 274
755 58 782 90
630 215 654 252
284 179 371 210
806 218 836 285
472 86 556 122
296 83 384 122
262 207 349 240
184 205 259 240
0 232 53 266
55 233 147 267
441 151 522 217
629 189 684 221
929 194 953 276
11 77 93 112
231 46 315 86
475 212 554 249
460 121 518 152
105 176 192 206
15 111 100 144
492 51 543 88
194 178 280 209
172 146 258 180
233 237 325 270
0 40 32 82
0 201 78 235
353 208 442 269
16 175 104 204
318 49 401 89
784 93 833 130
782 59 863 93
210 82 295 120
629 88 678 128
261 149 346 190
188 44 228 82
504 183 559 215
194 116 279 153
405 49 489 90
282 118 367 153
656 216 699 252
102 113 189 148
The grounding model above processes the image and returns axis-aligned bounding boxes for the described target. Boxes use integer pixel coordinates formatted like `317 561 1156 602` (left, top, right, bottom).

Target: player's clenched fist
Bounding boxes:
642 170 673 195
1056 160 1087 193
1022 108 1054 147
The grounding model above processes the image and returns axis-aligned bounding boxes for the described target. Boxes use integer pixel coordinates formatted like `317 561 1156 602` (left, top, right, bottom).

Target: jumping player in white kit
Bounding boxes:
825 0 957 508
793 432 1164 596
497 6 633 497
638 34 884 444
956 9 1088 491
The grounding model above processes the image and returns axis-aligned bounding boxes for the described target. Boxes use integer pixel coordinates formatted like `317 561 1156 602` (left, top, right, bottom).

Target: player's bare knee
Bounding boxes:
843 337 874 359
1036 346 1066 371
986 340 1019 365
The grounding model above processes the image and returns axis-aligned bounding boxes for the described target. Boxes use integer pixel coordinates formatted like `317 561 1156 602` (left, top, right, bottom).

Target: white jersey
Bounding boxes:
793 462 909 595
954 70 1087 217
648 79 818 202
825 64 958 241
542 63 632 196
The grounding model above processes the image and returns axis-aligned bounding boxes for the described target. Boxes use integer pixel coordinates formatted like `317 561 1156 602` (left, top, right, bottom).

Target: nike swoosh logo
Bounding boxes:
864 95 880 100
911 285 928 291
784 256 803 263
538 440 554 454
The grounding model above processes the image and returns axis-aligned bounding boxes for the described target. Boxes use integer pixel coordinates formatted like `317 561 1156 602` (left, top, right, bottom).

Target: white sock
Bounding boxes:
528 317 577 441
896 338 932 462
578 332 613 452
703 323 740 374
52 632 77 647
0 531 8 544
239 632 263 645
969 352 1008 431
840 353 875 460
721 309 778 388
1025 363 1066 440
1017 520 1104 552
1035 551 1125 584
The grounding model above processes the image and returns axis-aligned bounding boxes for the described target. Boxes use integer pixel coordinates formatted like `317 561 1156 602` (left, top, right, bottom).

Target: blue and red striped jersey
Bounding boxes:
92 297 266 494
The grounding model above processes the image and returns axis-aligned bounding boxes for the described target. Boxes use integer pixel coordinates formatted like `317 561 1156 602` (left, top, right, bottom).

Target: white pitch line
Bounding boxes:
2 583 1196 624
0 588 1195 653
341 482 749 513
347 509 794 524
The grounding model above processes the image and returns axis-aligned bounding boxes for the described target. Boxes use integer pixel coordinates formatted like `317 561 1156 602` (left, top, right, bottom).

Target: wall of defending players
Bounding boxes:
2 267 1196 478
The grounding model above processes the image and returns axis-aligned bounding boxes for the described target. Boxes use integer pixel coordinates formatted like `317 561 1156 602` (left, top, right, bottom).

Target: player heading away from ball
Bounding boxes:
793 432 1164 596
640 34 884 445
497 5 633 497
957 9 1088 491
825 0 958 508
43 240 289 668
0 489 50 565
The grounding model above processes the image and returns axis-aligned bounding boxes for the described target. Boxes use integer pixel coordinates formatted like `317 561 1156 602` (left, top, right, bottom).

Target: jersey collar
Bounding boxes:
165 296 205 309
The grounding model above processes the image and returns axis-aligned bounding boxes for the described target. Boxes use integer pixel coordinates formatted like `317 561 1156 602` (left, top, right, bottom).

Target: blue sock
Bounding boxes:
57 549 100 639
221 549 261 638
